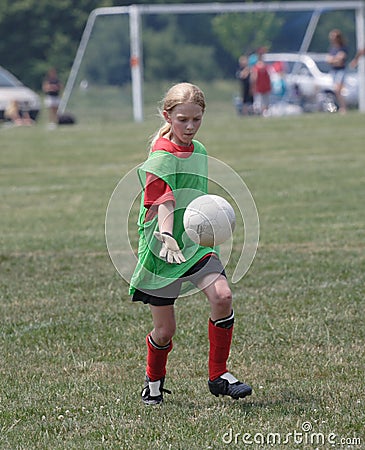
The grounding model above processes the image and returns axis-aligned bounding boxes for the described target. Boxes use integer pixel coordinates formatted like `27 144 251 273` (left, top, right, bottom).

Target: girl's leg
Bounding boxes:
198 273 233 380
142 304 175 405
198 273 252 399
335 82 347 113
149 304 176 346
146 304 175 381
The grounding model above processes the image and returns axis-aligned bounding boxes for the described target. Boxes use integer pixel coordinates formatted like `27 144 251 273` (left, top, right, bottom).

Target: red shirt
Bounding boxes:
144 137 215 262
144 138 194 221
252 61 271 94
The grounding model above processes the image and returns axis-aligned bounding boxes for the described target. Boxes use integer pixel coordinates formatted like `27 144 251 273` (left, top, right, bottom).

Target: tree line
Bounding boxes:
0 0 357 90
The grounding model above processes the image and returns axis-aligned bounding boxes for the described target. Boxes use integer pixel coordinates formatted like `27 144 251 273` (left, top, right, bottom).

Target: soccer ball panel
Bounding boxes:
183 194 235 247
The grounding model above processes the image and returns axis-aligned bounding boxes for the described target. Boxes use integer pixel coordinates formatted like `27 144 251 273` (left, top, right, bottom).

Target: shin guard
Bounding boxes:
146 334 173 382
208 312 234 381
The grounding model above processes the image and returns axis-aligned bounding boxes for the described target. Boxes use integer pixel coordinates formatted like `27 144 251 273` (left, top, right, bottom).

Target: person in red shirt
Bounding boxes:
130 83 252 405
251 47 272 115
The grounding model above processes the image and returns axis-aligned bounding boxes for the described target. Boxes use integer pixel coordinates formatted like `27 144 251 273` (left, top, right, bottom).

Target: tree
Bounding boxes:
143 16 222 82
0 0 359 91
309 10 357 57
78 14 131 86
212 11 284 60
0 0 117 89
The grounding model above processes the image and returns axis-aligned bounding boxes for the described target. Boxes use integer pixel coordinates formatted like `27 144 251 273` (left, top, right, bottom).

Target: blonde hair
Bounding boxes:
149 83 206 151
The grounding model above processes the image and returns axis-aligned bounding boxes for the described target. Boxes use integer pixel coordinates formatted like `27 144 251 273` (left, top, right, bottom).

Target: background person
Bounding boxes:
129 82 252 406
350 48 365 68
42 68 63 127
251 47 272 116
4 100 33 126
236 54 254 115
326 29 348 113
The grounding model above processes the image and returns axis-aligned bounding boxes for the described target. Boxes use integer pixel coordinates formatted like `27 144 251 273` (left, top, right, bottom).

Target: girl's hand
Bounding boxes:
154 232 186 264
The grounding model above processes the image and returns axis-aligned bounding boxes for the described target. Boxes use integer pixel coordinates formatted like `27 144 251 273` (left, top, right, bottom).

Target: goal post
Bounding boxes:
58 1 365 122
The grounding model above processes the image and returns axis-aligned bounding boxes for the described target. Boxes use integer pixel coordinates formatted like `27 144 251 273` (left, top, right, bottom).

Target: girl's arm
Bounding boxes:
327 50 347 67
333 50 347 66
158 200 175 234
154 199 185 264
350 48 365 68
145 173 185 263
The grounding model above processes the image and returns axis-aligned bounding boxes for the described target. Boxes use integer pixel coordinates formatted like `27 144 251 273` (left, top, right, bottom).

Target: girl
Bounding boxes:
251 47 271 116
42 68 63 126
236 54 254 115
129 83 252 405
326 29 348 113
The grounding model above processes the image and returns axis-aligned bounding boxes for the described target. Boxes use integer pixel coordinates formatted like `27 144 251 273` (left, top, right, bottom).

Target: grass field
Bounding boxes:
1 99 364 449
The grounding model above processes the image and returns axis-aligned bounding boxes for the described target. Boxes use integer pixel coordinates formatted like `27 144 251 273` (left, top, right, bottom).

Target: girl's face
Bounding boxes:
163 102 203 146
329 31 340 46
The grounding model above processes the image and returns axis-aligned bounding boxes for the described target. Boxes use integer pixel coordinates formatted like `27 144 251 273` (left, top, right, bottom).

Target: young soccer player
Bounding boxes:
129 82 252 405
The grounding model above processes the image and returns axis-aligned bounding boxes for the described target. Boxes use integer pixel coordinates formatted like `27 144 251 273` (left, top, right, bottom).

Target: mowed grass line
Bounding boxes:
0 109 364 449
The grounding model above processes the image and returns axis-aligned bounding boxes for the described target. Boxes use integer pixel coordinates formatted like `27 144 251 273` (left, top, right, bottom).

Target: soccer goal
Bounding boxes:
58 1 365 122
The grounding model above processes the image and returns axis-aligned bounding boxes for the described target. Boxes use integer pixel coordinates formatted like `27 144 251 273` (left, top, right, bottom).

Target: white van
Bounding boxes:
0 66 41 121
264 53 359 112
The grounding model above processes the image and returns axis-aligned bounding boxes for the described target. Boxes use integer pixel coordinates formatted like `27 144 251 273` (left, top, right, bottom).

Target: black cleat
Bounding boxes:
208 372 252 400
141 375 171 405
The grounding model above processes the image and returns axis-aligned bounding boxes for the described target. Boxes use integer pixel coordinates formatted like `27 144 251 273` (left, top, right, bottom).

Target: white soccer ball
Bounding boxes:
183 194 236 247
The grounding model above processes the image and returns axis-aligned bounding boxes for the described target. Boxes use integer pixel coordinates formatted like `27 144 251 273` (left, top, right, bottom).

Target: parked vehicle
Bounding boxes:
0 66 41 121
263 53 359 112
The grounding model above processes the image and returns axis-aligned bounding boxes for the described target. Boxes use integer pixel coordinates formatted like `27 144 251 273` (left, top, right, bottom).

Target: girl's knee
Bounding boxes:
212 286 232 308
153 324 176 345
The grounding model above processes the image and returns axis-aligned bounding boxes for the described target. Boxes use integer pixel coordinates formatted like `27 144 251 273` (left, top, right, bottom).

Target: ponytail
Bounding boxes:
148 82 205 153
149 122 171 153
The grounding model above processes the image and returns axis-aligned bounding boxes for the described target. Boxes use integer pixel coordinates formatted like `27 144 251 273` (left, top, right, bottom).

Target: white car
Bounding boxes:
263 53 359 112
0 66 41 120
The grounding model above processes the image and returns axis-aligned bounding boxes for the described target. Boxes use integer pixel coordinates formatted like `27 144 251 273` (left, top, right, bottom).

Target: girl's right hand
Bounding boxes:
154 232 186 264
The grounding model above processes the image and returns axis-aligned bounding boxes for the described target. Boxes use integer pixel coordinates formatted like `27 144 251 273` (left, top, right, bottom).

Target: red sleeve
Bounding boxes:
143 172 175 222
143 138 188 221
144 172 175 207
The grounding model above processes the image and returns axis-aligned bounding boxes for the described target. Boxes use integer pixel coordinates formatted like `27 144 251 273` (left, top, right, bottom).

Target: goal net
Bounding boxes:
59 2 365 123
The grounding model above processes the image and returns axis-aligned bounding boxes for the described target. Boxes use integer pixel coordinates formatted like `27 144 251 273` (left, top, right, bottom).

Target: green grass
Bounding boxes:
1 102 364 449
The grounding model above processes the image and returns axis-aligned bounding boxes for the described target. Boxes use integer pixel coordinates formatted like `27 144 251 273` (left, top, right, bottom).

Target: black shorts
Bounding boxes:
132 255 226 306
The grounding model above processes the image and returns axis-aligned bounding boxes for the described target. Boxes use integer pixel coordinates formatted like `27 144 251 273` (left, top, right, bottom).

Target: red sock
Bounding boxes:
146 334 173 381
208 319 233 381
